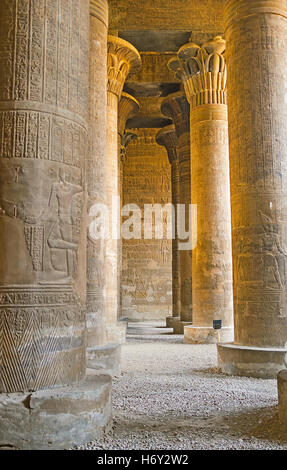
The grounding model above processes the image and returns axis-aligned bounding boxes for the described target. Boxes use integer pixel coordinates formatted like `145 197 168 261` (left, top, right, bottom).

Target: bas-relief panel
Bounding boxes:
122 129 172 321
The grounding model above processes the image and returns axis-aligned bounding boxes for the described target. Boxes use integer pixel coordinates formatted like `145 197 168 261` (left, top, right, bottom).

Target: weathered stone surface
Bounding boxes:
0 0 89 393
185 326 234 345
122 128 172 321
218 344 287 379
173 320 192 335
126 53 181 85
118 93 140 324
87 344 121 376
0 371 112 450
278 370 287 425
166 316 180 329
171 37 234 343
161 92 192 330
156 125 181 324
218 0 287 376
87 0 108 359
109 0 225 40
106 37 141 342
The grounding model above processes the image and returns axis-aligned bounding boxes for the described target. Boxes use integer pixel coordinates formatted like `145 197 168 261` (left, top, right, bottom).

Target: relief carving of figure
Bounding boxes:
259 211 287 290
236 211 287 290
46 169 83 281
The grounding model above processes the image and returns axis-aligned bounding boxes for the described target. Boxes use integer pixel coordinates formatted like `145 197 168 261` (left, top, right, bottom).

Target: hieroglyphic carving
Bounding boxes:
122 128 172 321
24 226 44 271
171 35 233 341
225 0 287 348
0 0 89 393
105 37 141 338
109 0 224 35
126 52 181 84
0 110 87 167
161 92 192 324
86 2 109 350
0 286 85 393
0 163 84 283
156 125 181 318
118 94 140 321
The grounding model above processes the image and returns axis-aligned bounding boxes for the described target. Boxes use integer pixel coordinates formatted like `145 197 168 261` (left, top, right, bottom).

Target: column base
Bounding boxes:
0 370 112 450
278 370 287 426
87 343 121 376
166 316 180 329
184 326 234 344
173 320 193 334
218 343 287 379
106 322 127 345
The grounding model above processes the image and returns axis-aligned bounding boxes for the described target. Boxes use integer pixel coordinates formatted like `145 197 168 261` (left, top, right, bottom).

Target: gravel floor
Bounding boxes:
79 322 287 450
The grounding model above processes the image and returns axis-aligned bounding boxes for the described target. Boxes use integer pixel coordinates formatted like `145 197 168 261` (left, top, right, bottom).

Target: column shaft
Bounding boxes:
156 125 181 328
161 92 192 333
189 104 233 343
177 125 192 325
106 36 141 344
171 158 181 320
0 0 89 393
118 94 139 322
218 0 287 377
171 36 234 343
106 90 121 341
87 0 108 353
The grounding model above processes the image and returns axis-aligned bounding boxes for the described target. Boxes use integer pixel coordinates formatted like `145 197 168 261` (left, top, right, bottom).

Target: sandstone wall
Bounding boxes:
122 128 172 321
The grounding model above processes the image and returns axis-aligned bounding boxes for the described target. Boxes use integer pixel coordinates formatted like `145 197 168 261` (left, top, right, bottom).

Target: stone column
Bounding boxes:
161 92 192 333
156 125 181 328
218 0 287 377
171 36 234 344
118 93 139 322
0 0 111 449
106 36 141 344
86 1 120 376
87 0 107 360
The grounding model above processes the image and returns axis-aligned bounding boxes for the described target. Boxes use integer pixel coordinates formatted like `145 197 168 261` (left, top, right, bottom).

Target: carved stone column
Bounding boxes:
118 93 139 323
156 125 181 328
106 36 141 344
87 1 120 376
87 0 107 360
218 0 287 377
0 0 111 449
170 37 234 344
161 92 192 333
